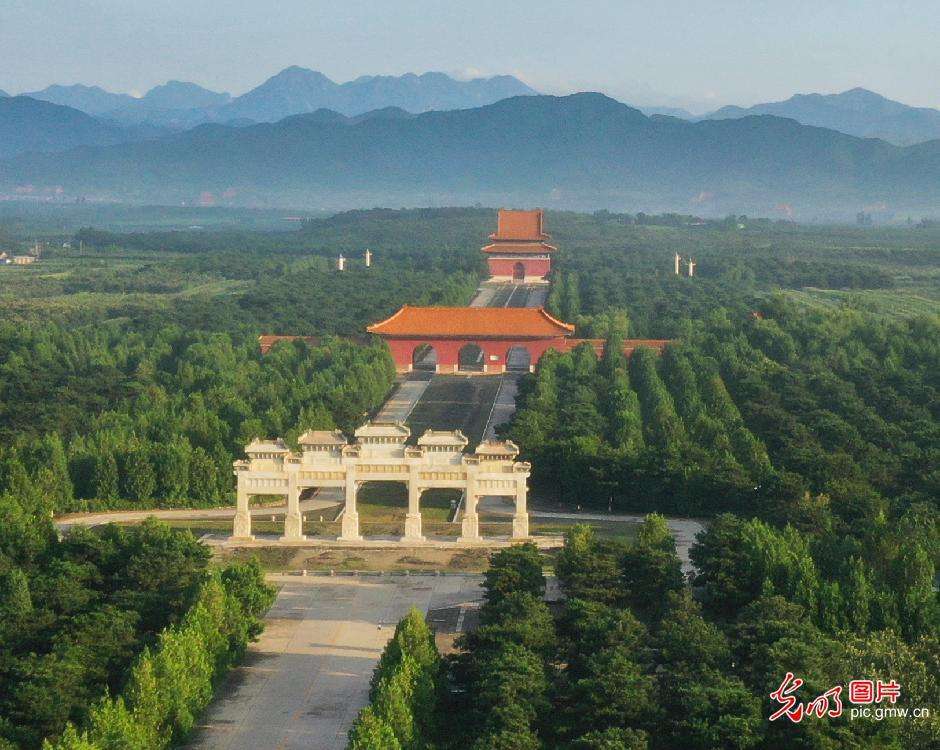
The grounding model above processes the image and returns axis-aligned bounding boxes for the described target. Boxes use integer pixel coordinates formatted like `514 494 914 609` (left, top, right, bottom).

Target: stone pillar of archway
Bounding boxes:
402 463 425 542
340 465 362 541
459 465 480 542
512 477 529 539
233 476 253 541
281 471 305 541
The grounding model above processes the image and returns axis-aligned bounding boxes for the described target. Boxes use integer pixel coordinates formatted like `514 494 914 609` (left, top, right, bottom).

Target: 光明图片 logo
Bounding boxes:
769 673 931 722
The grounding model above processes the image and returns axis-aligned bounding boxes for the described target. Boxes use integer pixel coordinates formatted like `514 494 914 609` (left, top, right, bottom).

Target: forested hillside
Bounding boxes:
508 305 939 518
0 327 394 513
0 211 487 512
508 210 939 521
6 94 940 215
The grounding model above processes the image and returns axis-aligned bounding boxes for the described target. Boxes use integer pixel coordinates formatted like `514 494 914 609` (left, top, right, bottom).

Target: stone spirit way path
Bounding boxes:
187 574 483 750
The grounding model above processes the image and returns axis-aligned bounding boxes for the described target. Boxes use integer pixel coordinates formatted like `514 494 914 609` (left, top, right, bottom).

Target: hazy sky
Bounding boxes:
2 0 938 112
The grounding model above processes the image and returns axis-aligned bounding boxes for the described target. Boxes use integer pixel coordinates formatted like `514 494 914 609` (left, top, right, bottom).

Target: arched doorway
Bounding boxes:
513 262 526 282
412 343 438 371
458 343 485 372
506 345 532 372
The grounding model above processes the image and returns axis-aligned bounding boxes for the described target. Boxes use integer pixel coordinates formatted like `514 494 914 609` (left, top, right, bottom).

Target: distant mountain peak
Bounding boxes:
23 83 135 115
217 68 538 122
265 66 336 86
138 80 231 110
705 87 940 145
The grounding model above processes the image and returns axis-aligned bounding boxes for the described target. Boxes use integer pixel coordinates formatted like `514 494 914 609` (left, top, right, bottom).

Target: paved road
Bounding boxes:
374 375 432 423
406 375 502 446
482 374 520 440
55 494 341 531
469 286 495 307
187 574 483 750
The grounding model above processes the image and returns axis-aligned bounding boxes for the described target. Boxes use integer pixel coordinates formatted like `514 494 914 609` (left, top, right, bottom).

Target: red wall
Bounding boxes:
384 336 570 372
487 257 551 279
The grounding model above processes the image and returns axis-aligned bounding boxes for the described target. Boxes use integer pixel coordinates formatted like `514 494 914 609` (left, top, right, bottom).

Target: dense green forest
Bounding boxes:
0 205 937 748
507 303 939 518
0 326 394 512
1 206 937 516
0 507 275 749
352 525 937 749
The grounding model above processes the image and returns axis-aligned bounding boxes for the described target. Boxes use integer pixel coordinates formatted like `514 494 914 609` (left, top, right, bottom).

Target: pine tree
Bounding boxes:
92 451 119 501
122 446 156 502
348 707 401 750
188 448 217 503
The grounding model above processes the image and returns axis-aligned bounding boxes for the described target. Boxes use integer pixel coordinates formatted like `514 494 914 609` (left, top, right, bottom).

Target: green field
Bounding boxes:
781 285 940 318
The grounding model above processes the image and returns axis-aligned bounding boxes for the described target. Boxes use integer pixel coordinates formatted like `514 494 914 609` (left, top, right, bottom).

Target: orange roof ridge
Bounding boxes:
366 304 410 333
537 307 576 332
367 305 575 338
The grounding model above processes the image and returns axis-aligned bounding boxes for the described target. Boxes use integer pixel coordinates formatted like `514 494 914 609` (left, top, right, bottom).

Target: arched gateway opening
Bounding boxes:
506 346 532 372
513 262 526 282
458 343 485 372
412 343 438 371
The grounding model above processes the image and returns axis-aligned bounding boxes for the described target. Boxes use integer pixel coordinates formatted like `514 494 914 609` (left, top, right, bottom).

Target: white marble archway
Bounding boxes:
232 422 530 544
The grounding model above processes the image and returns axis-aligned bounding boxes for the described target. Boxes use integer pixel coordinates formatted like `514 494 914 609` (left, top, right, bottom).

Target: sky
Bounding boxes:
2 0 938 113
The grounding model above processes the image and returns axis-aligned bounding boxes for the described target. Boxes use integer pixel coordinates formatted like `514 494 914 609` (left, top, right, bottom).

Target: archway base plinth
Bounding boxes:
339 512 362 542
401 513 426 543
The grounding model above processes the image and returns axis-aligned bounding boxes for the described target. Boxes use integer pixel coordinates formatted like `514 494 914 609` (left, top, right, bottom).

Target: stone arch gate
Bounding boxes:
232 421 530 544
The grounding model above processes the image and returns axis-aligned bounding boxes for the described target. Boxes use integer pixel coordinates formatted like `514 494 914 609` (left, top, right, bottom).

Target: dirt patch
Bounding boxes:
448 548 492 570
397 555 434 566
215 545 506 573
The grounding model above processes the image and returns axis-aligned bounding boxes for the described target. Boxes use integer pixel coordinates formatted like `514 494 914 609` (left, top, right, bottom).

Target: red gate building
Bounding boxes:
367 305 575 373
483 209 555 283
367 305 670 373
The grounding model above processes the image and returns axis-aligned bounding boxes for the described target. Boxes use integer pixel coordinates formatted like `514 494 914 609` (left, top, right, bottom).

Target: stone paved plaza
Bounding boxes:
187 574 484 750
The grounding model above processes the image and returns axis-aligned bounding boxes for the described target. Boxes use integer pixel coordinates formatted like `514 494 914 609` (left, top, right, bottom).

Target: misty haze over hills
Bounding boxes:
17 68 538 128
0 96 169 159
11 67 940 147
3 93 938 218
703 88 940 146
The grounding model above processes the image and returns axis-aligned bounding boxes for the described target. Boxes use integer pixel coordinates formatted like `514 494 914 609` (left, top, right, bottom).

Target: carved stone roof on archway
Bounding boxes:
354 421 411 441
245 437 290 454
418 429 469 448
298 429 348 446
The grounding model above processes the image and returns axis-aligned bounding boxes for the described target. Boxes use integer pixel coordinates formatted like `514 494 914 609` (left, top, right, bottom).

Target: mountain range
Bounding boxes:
3 93 937 217
16 69 537 128
0 96 168 160
703 88 940 146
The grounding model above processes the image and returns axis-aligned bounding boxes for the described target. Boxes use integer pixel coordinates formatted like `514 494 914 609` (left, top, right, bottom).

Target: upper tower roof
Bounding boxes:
490 209 550 241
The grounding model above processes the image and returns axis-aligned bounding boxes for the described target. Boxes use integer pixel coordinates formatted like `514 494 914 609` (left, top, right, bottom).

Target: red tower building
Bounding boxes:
482 209 555 283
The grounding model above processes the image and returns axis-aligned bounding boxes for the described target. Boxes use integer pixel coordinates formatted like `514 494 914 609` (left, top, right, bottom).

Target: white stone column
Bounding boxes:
339 464 362 541
512 477 529 539
232 475 253 541
460 467 481 543
281 470 305 541
402 463 425 542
